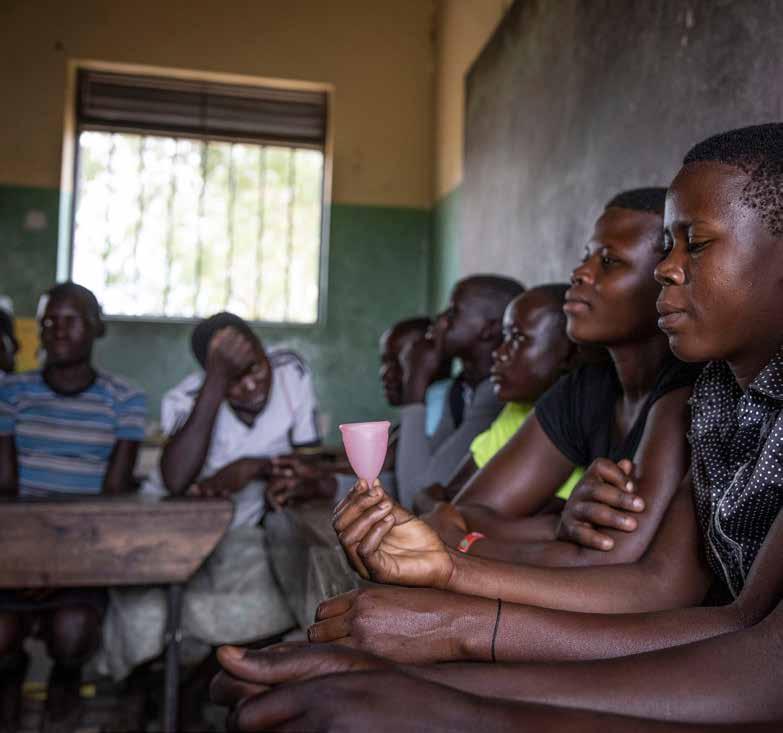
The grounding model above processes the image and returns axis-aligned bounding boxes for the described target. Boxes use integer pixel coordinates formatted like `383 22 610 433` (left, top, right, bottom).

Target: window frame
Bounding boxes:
59 61 334 329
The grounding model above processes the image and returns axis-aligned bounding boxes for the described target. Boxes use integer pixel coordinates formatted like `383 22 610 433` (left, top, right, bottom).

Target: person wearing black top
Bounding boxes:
418 188 701 569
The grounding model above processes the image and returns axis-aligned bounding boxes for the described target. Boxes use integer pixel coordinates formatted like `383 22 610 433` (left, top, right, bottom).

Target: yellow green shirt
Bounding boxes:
469 402 583 500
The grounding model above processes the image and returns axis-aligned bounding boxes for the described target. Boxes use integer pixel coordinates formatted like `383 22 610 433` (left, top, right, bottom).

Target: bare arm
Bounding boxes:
466 388 691 566
101 439 140 495
453 414 576 527
413 600 783 724
212 643 783 732
217 664 783 731
0 435 18 496
444 475 709 612
160 371 227 495
336 473 710 614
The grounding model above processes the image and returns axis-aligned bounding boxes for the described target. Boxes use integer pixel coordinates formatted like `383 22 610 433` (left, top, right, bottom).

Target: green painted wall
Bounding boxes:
430 184 461 311
0 183 431 441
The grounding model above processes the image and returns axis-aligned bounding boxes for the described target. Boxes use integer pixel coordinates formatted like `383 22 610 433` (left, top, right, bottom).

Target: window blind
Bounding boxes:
77 69 327 147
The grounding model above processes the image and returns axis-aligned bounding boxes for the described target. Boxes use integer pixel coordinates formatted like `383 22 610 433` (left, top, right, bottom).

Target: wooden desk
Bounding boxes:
0 496 233 733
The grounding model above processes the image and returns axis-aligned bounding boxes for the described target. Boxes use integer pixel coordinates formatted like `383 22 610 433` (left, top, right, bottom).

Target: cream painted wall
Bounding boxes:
434 0 510 200
0 0 435 208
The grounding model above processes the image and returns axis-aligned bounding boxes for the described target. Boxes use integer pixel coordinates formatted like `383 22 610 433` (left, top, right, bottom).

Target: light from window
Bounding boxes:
72 131 323 323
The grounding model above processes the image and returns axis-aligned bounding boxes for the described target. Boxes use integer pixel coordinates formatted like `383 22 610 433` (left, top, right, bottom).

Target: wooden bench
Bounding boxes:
0 495 233 732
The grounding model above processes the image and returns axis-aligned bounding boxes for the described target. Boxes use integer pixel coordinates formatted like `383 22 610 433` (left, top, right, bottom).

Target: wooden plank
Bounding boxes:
0 497 233 588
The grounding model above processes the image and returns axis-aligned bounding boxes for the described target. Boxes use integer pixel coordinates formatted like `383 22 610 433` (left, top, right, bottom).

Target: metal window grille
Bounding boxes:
70 70 327 323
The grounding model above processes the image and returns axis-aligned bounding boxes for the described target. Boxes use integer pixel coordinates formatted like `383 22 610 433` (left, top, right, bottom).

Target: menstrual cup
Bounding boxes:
339 421 391 486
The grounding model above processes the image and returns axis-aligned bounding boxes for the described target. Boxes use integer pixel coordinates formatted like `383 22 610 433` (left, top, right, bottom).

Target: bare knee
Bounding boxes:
0 612 27 659
43 605 101 666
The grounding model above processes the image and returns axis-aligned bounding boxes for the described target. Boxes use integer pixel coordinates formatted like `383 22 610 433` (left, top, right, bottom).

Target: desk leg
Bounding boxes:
163 583 184 733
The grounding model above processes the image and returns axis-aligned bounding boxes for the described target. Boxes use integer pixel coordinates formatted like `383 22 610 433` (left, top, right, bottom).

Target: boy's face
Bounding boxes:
378 326 426 407
431 280 490 359
656 162 783 367
564 207 664 346
491 294 570 403
40 295 96 368
226 341 273 416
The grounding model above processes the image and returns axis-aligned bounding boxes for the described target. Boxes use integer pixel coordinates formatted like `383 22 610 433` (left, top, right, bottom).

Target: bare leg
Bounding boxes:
39 604 101 733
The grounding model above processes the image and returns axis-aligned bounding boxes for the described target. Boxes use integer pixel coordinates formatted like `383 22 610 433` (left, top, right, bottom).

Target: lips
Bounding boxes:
489 370 505 384
563 289 592 315
656 301 689 331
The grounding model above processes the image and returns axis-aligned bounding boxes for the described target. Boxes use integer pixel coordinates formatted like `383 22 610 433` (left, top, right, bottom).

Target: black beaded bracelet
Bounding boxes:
491 598 502 662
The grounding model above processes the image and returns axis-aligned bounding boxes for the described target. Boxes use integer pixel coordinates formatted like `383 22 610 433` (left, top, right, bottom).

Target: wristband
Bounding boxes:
457 531 485 553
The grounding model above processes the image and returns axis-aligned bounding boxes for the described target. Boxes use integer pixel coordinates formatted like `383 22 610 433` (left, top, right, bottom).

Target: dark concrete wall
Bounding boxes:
462 0 783 284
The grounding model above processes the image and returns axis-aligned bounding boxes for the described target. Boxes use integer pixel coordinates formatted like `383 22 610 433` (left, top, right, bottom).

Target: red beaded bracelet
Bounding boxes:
457 531 486 553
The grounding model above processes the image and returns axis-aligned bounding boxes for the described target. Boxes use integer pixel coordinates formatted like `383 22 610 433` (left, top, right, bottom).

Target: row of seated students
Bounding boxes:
208 123 783 732
2 121 783 732
0 269 532 727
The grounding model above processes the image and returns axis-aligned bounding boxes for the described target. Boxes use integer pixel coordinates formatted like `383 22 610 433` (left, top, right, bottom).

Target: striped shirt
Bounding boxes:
0 371 147 497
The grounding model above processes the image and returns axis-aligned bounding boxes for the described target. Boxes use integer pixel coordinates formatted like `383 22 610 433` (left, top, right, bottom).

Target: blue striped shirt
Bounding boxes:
0 371 147 497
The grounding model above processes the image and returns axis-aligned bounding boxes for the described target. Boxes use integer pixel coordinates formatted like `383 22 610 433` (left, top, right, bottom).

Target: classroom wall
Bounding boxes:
461 0 783 285
0 0 437 438
431 0 511 309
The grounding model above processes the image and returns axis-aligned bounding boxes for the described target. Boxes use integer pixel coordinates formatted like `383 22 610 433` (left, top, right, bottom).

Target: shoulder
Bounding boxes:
691 360 733 404
0 371 46 399
94 371 146 402
269 347 311 379
162 372 203 408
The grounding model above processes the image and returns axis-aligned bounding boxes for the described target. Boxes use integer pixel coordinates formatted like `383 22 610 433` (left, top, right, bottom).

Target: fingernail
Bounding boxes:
633 498 644 510
625 481 633 492
601 539 613 550
379 502 390 510
623 518 636 529
384 515 394 522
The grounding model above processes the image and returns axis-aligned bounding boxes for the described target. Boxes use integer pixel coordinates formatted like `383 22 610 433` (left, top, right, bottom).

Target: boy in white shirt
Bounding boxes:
99 312 320 730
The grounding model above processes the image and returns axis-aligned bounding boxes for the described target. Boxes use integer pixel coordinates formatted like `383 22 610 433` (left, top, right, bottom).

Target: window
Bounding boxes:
70 70 328 323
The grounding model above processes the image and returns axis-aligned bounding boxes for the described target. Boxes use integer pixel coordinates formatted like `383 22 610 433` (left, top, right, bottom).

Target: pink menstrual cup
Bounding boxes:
339 421 391 486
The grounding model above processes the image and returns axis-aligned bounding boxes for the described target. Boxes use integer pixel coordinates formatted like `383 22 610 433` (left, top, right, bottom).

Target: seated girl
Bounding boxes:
412 285 586 519
425 187 702 568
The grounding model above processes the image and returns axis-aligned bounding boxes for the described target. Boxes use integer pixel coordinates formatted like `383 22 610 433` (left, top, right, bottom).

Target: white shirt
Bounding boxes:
145 348 320 527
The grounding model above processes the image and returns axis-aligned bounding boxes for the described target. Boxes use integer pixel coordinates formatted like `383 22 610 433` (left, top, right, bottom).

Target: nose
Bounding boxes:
492 343 509 364
654 248 686 287
570 258 595 286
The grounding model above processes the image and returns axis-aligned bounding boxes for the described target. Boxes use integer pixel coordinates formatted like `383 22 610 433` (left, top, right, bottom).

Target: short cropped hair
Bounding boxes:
605 188 668 215
191 311 259 368
683 123 783 236
461 275 525 322
528 283 570 323
390 317 431 339
46 282 105 336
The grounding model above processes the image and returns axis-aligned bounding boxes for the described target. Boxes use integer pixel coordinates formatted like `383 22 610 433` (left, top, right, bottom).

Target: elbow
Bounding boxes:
159 462 187 496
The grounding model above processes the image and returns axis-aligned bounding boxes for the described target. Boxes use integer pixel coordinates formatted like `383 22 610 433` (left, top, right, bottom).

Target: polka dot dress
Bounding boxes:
690 351 783 600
